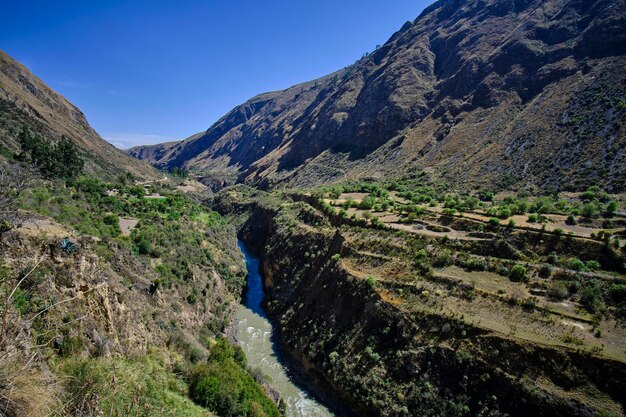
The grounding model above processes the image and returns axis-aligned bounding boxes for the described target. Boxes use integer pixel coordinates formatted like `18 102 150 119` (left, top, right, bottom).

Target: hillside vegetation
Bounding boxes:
213 180 626 417
0 155 279 416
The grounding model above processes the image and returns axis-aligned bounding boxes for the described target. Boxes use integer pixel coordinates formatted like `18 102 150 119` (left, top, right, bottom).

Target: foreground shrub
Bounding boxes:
189 339 279 417
509 265 528 282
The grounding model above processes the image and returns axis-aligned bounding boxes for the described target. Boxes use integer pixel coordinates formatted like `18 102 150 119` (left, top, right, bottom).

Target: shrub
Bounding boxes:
58 335 84 357
462 256 488 272
366 274 377 287
488 217 501 227
433 250 453 267
509 265 528 282
609 284 626 303
565 257 586 271
586 260 601 271
581 203 597 218
533 264 550 279
579 280 603 313
548 281 569 300
566 214 577 225
606 201 618 215
527 214 538 223
189 339 279 417
547 252 559 265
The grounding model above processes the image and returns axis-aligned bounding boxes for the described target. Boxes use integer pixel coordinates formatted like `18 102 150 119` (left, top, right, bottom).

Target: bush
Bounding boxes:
538 264 552 278
527 214 538 223
605 201 618 215
609 284 626 303
134 234 152 256
58 335 84 357
509 265 528 282
548 281 569 300
462 256 488 272
366 274 377 287
189 339 280 417
586 260 601 271
566 214 577 225
565 257 586 271
433 250 453 267
581 203 597 218
547 252 559 265
488 218 501 227
579 280 603 313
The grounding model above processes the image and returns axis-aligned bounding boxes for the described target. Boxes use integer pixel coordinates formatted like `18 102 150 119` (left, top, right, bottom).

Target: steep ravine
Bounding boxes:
217 195 626 417
235 240 336 417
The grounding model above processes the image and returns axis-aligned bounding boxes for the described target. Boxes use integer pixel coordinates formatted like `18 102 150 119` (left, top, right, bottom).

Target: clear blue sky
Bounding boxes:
1 0 431 148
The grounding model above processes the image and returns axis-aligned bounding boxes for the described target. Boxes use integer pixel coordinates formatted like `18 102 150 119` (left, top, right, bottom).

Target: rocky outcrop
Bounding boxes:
130 0 626 192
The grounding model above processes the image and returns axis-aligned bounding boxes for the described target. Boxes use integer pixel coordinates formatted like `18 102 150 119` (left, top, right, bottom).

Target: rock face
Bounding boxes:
0 49 158 179
128 0 626 191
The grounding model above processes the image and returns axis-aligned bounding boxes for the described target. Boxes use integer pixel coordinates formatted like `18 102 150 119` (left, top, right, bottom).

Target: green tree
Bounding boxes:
606 201 618 215
509 265 528 282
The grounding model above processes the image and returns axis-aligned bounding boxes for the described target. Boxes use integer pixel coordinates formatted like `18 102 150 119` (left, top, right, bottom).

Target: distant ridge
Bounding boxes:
128 0 626 192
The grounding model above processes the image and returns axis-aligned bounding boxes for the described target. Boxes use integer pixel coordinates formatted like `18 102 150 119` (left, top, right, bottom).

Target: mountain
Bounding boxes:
128 0 626 192
0 49 158 179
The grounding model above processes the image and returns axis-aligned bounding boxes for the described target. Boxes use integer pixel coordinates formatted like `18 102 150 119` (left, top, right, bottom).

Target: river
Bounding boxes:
235 241 336 417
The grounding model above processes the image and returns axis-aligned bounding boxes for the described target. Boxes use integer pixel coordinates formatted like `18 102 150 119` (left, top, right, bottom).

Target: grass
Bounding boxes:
57 352 213 417
0 353 55 417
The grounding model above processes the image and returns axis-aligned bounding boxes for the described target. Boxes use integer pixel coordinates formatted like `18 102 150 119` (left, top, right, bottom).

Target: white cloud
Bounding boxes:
104 133 175 149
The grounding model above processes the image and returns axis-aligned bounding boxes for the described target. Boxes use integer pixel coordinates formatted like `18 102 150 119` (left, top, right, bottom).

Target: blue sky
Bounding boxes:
1 0 431 148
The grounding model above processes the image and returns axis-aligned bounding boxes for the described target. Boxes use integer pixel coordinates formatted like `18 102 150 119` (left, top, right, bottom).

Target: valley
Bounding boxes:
211 182 626 417
1 0 625 415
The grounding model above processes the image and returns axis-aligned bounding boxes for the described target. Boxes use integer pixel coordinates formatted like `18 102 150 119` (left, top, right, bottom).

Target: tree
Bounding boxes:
55 136 84 179
509 265 528 282
606 201 618 215
16 127 83 180
581 203 597 218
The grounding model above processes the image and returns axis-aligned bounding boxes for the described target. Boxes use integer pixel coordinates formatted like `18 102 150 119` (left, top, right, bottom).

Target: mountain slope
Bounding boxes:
129 0 626 191
0 49 158 179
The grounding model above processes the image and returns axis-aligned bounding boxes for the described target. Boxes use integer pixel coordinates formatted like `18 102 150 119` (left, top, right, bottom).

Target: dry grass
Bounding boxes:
0 353 57 417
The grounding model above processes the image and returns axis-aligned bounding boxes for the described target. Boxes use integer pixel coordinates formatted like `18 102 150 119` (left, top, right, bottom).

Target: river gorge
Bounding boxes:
235 241 335 417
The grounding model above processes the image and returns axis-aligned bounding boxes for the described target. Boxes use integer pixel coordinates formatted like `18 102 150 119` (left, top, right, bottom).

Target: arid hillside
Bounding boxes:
128 0 626 192
0 49 158 179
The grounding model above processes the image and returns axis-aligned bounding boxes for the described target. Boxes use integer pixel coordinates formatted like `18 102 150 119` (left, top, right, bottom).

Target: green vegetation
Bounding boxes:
18 176 243 295
189 338 280 417
16 127 84 180
509 265 528 282
59 353 212 416
220 185 626 417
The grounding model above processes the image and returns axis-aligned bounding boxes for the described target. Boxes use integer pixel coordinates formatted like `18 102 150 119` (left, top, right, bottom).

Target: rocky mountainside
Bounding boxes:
0 49 158 179
128 0 626 192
